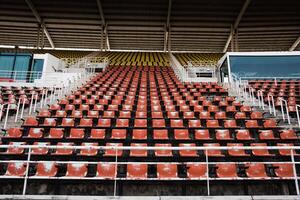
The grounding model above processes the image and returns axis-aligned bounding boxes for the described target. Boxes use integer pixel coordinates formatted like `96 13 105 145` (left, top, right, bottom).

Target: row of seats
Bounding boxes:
1 141 298 157
174 53 222 67
2 162 295 179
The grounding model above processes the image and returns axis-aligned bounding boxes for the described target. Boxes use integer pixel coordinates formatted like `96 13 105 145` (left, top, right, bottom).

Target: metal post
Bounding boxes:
113 147 118 197
33 94 38 113
280 99 285 121
267 95 272 114
40 89 45 109
29 92 35 115
20 99 26 119
205 150 210 196
291 150 299 195
271 95 276 116
22 147 31 195
0 104 3 121
15 98 21 122
3 104 10 129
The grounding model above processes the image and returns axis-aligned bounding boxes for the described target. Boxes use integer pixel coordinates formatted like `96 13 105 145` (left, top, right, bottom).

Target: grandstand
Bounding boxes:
0 0 300 199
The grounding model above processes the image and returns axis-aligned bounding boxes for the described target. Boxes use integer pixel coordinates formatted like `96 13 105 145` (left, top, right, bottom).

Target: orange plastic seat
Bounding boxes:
169 119 183 127
199 111 211 119
157 164 177 179
35 162 57 177
104 143 123 157
206 120 219 128
27 128 43 138
135 111 147 118
5 142 25 154
153 129 169 140
187 164 207 179
119 111 131 118
53 142 73 155
5 162 27 176
277 143 298 156
37 109 51 117
5 128 23 138
216 163 238 178
259 130 277 140
132 129 147 140
195 129 211 140
97 163 116 179
280 129 298 140
226 106 236 112
97 119 111 127
69 128 85 139
251 143 274 156
152 111 163 118
245 163 268 178
236 130 253 140
103 111 115 118
204 143 223 157
80 143 98 156
245 120 260 128
70 110 82 118
115 119 129 127
90 129 105 139
183 111 195 119
216 130 232 140
154 143 172 157
87 110 99 118
227 143 249 156
43 118 56 127
234 112 246 119
215 111 226 119
130 143 147 157
127 164 148 179
250 111 263 119
152 119 166 128
174 129 190 140
179 143 198 157
61 118 75 127
263 119 277 128
23 117 38 126
78 118 93 127
273 164 294 178
134 119 147 128
66 163 87 177
224 120 238 128
31 142 50 155
55 110 67 118
188 119 201 128
111 129 127 139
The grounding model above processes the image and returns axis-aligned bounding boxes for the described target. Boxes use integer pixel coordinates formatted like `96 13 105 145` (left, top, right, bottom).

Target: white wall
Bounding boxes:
33 53 65 73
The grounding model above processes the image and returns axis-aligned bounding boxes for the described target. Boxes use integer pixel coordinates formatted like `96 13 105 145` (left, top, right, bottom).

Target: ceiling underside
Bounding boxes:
0 0 299 52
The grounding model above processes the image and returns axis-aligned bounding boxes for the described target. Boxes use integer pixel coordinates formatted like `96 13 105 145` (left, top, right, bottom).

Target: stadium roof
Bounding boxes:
0 0 300 52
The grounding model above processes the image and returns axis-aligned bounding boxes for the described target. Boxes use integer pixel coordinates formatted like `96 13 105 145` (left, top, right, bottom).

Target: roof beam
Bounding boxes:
25 0 55 48
96 0 110 50
289 35 300 51
164 0 172 52
223 0 251 52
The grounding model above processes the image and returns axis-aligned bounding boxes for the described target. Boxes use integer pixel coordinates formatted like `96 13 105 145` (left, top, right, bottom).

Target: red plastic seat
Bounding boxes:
97 119 111 127
23 117 38 126
55 110 67 117
90 129 105 139
224 120 238 128
280 129 298 140
70 110 82 118
227 143 249 156
31 142 49 155
130 143 147 157
27 128 43 138
80 143 98 156
245 163 268 178
183 111 195 119
87 110 99 118
132 129 147 140
50 104 61 111
152 119 166 128
104 143 123 156
240 105 251 112
167 111 179 119
115 119 129 127
152 111 163 118
194 105 204 112
5 128 23 138
119 111 131 118
226 106 236 112
251 143 274 156
216 163 238 178
277 143 298 156
37 109 51 117
263 119 277 128
199 111 211 119
195 129 211 140
53 142 73 155
208 105 219 113
236 129 254 140
157 164 177 179
66 163 87 177
259 130 277 140
215 111 226 119
215 129 232 140
170 119 184 127
35 162 57 177
206 120 220 128
134 119 147 128
61 118 75 127
234 112 246 119
5 142 25 154
188 119 201 128
245 120 260 128
103 111 115 118
187 164 207 179
179 143 198 157
68 128 85 139
127 164 148 179
135 111 147 118
48 128 64 139
79 118 93 127
154 143 172 157
97 163 116 179
111 129 127 139
153 129 169 140
174 129 190 140
250 111 263 119
204 143 223 157
42 118 56 127
5 162 26 176
273 164 294 178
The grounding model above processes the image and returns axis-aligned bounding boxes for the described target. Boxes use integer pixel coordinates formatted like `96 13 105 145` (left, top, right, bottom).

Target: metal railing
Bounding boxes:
0 70 43 83
0 144 299 197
